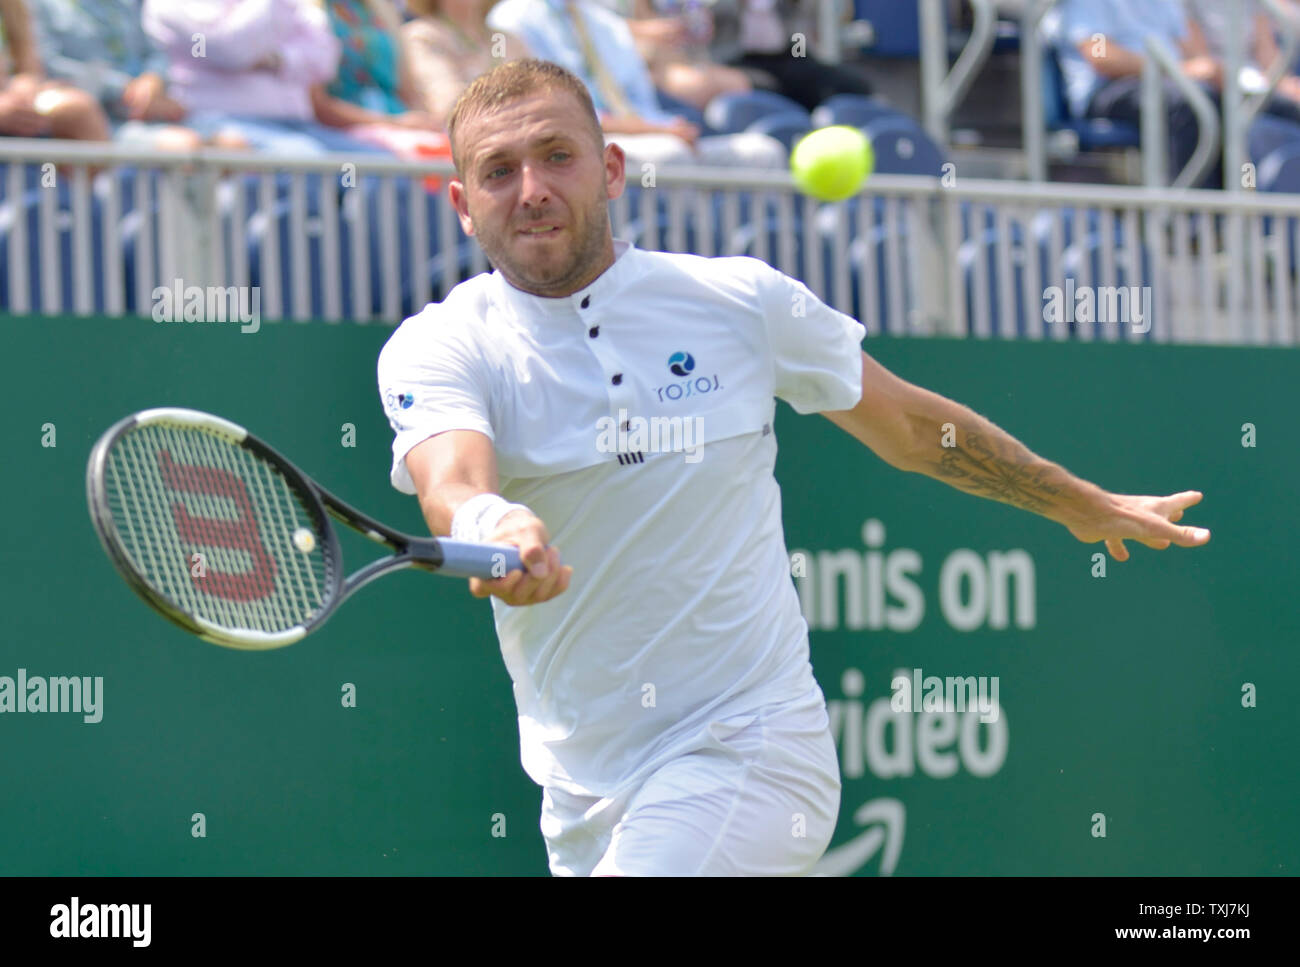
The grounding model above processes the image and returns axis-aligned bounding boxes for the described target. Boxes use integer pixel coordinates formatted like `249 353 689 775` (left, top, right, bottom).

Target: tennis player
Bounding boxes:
377 59 1210 876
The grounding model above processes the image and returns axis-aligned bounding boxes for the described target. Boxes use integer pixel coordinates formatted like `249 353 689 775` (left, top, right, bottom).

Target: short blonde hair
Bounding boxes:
447 59 604 172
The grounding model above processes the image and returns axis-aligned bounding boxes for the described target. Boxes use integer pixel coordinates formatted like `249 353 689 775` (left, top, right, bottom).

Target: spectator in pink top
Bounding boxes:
142 0 384 154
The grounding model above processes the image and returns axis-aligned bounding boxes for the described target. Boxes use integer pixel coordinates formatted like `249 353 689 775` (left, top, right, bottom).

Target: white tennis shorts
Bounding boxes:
540 689 842 876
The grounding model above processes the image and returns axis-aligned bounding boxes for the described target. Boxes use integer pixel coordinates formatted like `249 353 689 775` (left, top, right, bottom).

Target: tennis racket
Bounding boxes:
86 407 522 650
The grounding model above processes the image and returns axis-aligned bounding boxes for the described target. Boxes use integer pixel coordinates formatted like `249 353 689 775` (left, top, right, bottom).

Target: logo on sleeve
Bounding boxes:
383 389 415 413
657 351 721 404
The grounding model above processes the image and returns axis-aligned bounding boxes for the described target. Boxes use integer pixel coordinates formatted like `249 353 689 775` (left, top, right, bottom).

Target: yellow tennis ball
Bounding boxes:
790 125 875 202
293 528 315 553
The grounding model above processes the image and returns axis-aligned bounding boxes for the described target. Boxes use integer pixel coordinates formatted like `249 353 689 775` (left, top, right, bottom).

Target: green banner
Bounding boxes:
1 314 1294 875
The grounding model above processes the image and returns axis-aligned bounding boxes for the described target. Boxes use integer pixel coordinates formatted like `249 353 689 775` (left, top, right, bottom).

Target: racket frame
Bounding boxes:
87 408 519 651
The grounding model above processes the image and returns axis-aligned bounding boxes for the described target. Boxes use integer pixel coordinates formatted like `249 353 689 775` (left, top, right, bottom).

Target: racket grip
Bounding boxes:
435 540 525 579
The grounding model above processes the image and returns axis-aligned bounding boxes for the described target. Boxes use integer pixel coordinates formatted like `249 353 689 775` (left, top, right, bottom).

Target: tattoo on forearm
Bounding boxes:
927 428 1066 515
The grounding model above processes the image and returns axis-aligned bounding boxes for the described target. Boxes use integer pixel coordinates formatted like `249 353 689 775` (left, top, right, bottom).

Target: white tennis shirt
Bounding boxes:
378 240 865 797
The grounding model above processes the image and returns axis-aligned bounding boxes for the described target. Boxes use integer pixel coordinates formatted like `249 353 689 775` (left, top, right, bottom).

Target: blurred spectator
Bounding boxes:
401 0 530 128
487 0 785 167
311 0 450 158
710 0 872 112
1055 0 1300 184
142 0 380 155
26 0 211 150
0 0 110 140
596 0 751 110
1185 0 1300 102
1053 0 1224 183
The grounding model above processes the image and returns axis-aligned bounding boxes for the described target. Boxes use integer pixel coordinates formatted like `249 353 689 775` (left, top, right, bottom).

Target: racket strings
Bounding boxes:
103 424 330 633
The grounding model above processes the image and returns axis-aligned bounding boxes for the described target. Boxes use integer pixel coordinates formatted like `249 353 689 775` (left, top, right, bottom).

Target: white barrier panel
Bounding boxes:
1 141 1299 345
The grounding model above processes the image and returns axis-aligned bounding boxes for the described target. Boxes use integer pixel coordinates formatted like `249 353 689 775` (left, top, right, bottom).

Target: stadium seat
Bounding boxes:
854 3 1015 63
1257 142 1300 194
810 94 905 130
862 117 947 176
703 90 807 134
655 89 708 133
990 15 1021 54
747 110 813 151
854 0 922 58
1248 113 1300 169
1041 46 1140 151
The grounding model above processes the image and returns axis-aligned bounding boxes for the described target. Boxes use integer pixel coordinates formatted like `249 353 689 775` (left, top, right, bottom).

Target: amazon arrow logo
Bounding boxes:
814 798 905 876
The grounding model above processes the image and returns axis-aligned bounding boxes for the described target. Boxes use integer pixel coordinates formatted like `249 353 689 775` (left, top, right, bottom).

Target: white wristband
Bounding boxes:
450 494 532 544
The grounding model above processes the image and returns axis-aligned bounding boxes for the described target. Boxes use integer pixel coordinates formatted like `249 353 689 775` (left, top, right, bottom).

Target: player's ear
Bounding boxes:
448 178 475 236
603 141 626 202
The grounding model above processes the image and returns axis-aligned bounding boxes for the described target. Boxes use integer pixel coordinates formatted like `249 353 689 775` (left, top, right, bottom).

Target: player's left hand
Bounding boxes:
1065 490 1210 561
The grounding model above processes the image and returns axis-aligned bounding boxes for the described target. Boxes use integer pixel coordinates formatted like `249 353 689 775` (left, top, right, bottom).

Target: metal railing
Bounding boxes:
921 0 999 149
1022 0 1300 187
1141 35 1220 189
2 139 1299 345
1223 0 1300 191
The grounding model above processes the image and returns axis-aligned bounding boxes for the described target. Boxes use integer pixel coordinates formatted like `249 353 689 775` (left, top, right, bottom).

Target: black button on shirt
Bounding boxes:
589 326 599 338
611 374 622 386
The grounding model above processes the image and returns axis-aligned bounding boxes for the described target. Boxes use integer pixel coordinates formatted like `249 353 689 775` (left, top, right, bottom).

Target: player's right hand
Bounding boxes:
469 510 572 606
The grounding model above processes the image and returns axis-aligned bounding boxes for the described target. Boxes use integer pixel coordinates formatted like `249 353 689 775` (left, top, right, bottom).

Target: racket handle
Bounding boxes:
435 540 525 579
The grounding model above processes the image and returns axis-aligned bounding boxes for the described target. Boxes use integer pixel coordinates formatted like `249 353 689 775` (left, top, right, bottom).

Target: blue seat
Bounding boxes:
1258 142 1300 193
1043 45 1139 150
655 88 708 133
862 117 947 176
854 0 922 58
747 110 812 150
1248 113 1300 167
991 17 1021 54
703 90 807 134
811 94 904 130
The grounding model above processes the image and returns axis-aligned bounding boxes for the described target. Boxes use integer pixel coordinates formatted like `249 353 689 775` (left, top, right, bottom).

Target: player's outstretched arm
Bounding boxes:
405 430 572 604
823 351 1211 561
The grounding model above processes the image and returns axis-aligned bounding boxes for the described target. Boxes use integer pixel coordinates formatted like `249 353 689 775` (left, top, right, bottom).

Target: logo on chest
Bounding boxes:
655 350 723 404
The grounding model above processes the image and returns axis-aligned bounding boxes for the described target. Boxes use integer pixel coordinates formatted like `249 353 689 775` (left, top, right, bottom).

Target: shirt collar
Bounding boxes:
488 238 642 322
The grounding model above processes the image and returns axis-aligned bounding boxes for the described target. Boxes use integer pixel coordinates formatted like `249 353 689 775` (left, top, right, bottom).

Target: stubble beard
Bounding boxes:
475 190 613 298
